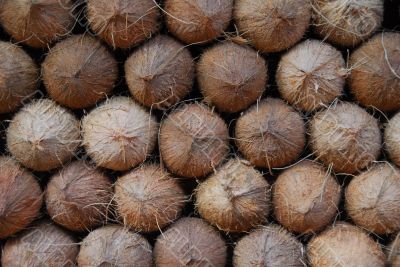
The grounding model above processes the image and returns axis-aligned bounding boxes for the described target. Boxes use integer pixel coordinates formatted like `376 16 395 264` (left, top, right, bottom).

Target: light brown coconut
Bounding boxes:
312 0 384 47
42 35 118 109
233 225 305 267
45 161 113 232
159 103 229 178
385 112 400 167
164 0 233 44
86 0 160 49
235 98 306 171
0 0 75 48
349 32 400 112
307 222 386 267
77 225 153 267
234 0 311 53
195 159 271 233
6 99 80 172
0 156 42 239
277 39 346 112
0 41 38 114
115 164 186 232
387 234 400 267
154 217 227 267
82 96 158 171
125 35 194 110
273 160 341 234
310 102 381 174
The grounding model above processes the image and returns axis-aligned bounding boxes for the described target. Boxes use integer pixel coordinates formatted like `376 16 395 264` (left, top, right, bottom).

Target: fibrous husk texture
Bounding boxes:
385 112 400 167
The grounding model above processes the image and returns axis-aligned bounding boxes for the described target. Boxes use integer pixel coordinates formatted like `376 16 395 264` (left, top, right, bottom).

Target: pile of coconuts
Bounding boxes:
0 0 399 266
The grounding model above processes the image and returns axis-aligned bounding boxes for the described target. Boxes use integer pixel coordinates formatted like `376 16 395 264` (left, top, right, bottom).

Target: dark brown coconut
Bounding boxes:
277 39 346 112
307 222 386 267
42 35 118 109
385 112 400 167
0 156 42 239
273 160 341 234
387 234 400 267
195 159 271 233
0 0 75 48
82 97 158 171
115 164 186 232
234 0 311 53
125 35 194 110
6 99 80 172
164 0 233 44
0 41 38 114
86 0 160 49
77 225 153 267
154 217 227 267
197 42 267 113
310 102 381 174
159 103 229 178
45 161 113 232
349 32 400 112
233 225 305 267
312 0 384 47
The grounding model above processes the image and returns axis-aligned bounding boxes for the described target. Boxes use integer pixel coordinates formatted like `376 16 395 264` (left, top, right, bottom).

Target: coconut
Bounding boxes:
349 32 400 112
234 0 311 53
312 0 384 47
125 35 194 110
77 225 152 267
86 0 160 49
154 217 227 267
42 35 118 109
309 102 381 174
82 96 158 171
6 99 80 172
235 98 306 171
385 112 400 167
276 39 346 112
159 103 229 178
387 234 400 267
0 156 42 239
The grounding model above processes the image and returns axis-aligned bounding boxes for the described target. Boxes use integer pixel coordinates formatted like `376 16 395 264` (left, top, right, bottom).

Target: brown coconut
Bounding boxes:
312 0 384 47
86 0 160 49
273 160 341 234
0 156 42 239
310 102 381 174
42 35 118 109
234 0 311 53
82 96 158 171
0 41 38 114
387 234 400 267
0 0 75 48
77 225 152 267
195 159 271 233
159 103 229 178
45 161 113 232
277 39 346 112
349 32 400 112
154 217 227 267
233 225 305 267
307 222 386 267
6 99 80 172
386 112 400 167
115 164 186 232
125 35 194 110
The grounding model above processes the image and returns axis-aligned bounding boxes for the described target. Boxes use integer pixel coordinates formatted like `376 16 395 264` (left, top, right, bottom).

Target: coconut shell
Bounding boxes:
154 217 227 267
197 42 267 113
310 102 381 174
0 0 75 48
277 39 346 112
349 32 400 112
6 99 80 172
125 35 194 110
159 103 229 178
86 0 160 49
235 98 305 170
385 112 400 167
77 225 153 267
82 96 158 171
387 234 400 267
42 35 118 109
